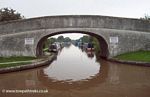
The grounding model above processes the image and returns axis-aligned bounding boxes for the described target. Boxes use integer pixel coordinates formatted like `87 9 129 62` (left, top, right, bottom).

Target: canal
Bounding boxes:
0 44 150 97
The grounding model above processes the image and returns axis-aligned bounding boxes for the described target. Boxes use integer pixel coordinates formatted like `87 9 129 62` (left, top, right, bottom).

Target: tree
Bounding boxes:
92 37 100 53
144 14 150 20
43 37 56 50
80 35 90 43
48 37 56 44
0 7 24 22
57 36 64 42
140 14 150 21
64 37 71 42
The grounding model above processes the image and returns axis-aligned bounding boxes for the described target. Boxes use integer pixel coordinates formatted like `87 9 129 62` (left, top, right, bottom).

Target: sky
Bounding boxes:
0 0 150 39
51 33 87 40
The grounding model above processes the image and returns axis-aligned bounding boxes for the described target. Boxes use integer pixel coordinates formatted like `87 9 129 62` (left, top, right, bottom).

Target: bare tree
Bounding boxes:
140 14 150 21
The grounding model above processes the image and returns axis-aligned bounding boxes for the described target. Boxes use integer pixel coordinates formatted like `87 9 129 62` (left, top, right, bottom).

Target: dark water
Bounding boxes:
0 44 150 97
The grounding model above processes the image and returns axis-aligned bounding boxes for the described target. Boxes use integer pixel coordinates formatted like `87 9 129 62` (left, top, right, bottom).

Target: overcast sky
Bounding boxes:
1 0 150 18
0 0 150 39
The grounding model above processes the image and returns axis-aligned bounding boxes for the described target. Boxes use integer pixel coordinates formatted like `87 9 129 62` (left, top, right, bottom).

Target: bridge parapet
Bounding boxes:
0 15 150 35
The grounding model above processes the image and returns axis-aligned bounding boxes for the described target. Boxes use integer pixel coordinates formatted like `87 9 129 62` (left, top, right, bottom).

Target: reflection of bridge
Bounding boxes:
0 15 150 58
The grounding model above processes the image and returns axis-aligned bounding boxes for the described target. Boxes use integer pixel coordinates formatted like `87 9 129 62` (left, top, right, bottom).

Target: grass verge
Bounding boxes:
0 56 37 68
0 62 32 68
114 50 150 62
0 56 36 63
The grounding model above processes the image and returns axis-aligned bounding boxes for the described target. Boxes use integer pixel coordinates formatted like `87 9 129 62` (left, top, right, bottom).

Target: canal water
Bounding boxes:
0 44 150 97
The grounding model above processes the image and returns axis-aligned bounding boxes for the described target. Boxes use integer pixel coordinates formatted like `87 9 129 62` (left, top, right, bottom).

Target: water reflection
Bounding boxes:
44 45 100 82
37 59 108 90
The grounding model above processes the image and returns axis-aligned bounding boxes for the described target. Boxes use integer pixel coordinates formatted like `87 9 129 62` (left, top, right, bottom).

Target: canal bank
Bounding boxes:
108 50 150 67
0 54 56 74
108 58 150 67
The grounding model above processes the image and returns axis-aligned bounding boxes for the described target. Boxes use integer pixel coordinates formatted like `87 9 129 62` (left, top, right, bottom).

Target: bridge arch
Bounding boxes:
36 30 109 58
